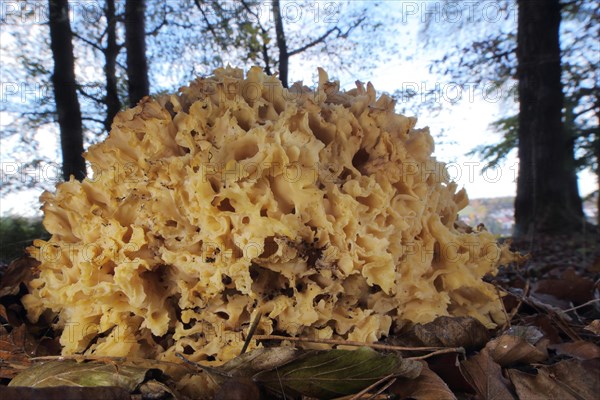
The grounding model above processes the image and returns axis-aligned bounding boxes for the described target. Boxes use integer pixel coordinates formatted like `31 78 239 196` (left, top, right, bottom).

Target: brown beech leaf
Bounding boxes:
508 358 600 400
504 325 543 345
409 316 489 350
0 257 38 298
0 325 33 379
0 304 8 322
460 348 516 400
213 377 262 400
8 360 158 389
549 341 600 360
139 379 182 400
486 334 547 367
533 267 594 305
522 314 562 343
427 353 474 394
389 361 456 400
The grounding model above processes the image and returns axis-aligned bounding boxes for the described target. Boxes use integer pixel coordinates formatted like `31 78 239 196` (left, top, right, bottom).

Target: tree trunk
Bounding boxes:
272 0 288 88
104 0 121 132
48 0 86 181
125 0 149 106
514 0 584 236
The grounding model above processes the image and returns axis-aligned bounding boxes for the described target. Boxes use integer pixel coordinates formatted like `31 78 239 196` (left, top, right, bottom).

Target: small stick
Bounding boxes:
506 278 530 325
240 311 262 355
253 334 448 351
175 352 204 370
563 298 600 312
31 354 192 369
347 374 395 400
407 346 465 361
366 377 397 400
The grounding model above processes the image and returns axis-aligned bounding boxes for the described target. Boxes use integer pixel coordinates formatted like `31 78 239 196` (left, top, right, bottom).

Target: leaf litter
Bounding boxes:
0 232 599 399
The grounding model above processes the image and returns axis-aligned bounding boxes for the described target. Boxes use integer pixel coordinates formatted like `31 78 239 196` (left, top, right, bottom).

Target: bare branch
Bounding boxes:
288 17 366 57
116 60 127 71
72 32 103 51
288 27 339 57
146 9 168 36
77 86 105 105
194 0 220 43
240 0 272 73
81 116 106 125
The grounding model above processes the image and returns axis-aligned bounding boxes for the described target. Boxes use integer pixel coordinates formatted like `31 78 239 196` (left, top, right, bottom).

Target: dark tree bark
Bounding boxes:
125 0 149 106
48 0 86 181
104 0 121 132
272 0 288 88
515 0 585 236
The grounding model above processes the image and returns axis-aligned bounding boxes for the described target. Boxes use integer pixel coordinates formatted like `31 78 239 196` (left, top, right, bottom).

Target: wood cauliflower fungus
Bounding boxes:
23 67 509 363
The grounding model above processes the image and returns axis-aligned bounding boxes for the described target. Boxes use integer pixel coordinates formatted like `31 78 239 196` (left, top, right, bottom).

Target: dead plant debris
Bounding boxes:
0 233 598 399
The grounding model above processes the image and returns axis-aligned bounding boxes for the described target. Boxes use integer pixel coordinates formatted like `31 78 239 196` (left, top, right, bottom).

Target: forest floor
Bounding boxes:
0 230 599 399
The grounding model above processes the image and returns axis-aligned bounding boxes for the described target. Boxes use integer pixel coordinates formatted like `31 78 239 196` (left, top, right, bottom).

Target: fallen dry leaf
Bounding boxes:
389 360 456 400
549 340 600 360
533 267 595 305
213 377 261 400
528 291 572 313
427 353 474 394
486 334 548 367
460 348 516 400
0 257 38 298
0 303 8 322
0 325 33 379
508 358 600 400
408 316 490 350
522 314 562 343
504 325 544 345
584 319 600 335
0 386 131 400
139 379 182 400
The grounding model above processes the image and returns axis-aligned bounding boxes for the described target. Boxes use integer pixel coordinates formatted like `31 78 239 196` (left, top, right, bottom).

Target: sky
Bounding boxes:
287 1 597 200
0 0 597 217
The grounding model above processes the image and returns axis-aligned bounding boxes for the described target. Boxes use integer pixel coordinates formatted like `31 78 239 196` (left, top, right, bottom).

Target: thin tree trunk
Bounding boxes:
595 104 600 225
125 0 149 107
48 0 86 181
272 0 288 88
104 0 121 132
596 122 600 226
515 0 584 236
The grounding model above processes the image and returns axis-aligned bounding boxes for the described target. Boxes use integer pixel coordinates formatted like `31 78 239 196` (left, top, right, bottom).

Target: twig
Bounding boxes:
407 347 465 361
497 284 512 331
240 311 262 355
563 298 600 312
31 355 191 369
367 377 397 399
347 374 395 400
507 278 530 324
253 334 449 351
